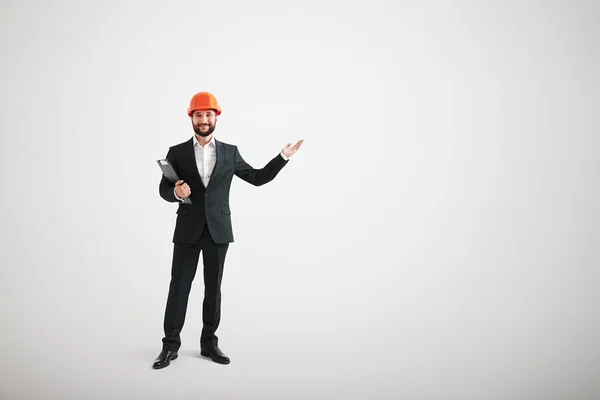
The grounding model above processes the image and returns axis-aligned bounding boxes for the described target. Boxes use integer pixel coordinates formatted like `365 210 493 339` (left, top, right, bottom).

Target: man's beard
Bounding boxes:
193 123 216 137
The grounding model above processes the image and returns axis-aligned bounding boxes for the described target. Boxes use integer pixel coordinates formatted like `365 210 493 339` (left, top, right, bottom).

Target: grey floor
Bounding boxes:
2 223 599 399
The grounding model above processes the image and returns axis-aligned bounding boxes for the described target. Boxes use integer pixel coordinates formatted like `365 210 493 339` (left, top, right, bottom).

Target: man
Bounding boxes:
153 92 303 369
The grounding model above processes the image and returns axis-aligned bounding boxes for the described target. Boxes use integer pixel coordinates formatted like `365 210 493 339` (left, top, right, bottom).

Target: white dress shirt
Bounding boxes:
194 135 218 187
174 136 288 202
174 135 216 201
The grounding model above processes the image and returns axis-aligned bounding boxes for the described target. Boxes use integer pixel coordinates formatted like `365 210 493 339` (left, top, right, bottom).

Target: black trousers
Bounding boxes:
161 222 229 351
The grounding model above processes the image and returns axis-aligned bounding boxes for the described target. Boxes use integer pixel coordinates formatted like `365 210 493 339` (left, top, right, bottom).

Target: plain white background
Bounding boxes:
1 0 599 399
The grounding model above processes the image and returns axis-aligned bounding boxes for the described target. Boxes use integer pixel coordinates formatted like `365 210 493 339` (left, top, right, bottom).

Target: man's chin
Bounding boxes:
194 129 214 137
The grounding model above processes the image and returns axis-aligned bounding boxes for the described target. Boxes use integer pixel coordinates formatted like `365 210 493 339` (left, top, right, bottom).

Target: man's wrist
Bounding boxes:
173 187 184 201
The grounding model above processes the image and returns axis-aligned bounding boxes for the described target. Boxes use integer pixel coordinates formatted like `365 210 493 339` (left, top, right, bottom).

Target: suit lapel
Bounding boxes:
181 137 204 187
207 139 224 190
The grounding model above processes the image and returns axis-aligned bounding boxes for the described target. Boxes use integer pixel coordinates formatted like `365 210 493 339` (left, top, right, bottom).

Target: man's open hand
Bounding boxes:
281 139 304 158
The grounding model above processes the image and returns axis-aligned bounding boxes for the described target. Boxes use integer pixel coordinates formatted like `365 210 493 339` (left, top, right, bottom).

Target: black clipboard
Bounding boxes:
157 159 192 204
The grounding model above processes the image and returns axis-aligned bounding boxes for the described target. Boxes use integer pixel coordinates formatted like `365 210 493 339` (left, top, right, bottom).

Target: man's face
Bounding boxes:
191 109 217 137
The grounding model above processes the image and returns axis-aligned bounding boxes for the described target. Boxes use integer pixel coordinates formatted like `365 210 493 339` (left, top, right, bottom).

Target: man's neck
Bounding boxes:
195 133 214 147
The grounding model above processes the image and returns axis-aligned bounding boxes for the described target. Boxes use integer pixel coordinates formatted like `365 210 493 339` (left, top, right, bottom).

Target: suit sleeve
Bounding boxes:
159 148 180 202
234 146 289 186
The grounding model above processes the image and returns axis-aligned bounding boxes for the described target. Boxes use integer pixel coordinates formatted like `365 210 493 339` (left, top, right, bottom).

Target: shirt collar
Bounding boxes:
193 135 216 148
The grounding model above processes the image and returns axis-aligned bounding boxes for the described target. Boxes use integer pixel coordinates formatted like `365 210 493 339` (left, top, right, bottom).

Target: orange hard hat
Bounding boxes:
187 92 221 116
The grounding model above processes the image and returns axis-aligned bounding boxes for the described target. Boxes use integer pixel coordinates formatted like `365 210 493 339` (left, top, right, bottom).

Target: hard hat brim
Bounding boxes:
188 108 221 117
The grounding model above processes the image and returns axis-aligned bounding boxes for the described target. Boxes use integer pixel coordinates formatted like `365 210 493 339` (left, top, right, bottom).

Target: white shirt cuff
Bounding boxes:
174 187 184 201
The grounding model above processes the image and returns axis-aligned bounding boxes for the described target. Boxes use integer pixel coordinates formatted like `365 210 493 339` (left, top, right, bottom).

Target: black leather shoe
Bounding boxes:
152 349 178 369
201 346 230 364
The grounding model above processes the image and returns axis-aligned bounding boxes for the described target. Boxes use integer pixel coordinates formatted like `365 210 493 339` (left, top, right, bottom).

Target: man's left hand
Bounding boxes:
281 139 304 158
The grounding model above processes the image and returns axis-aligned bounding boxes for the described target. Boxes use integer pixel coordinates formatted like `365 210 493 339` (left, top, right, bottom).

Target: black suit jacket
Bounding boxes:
159 137 289 244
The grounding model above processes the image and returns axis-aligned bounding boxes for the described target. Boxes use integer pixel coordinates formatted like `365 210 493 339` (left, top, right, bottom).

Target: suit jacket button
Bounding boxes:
205 205 209 209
